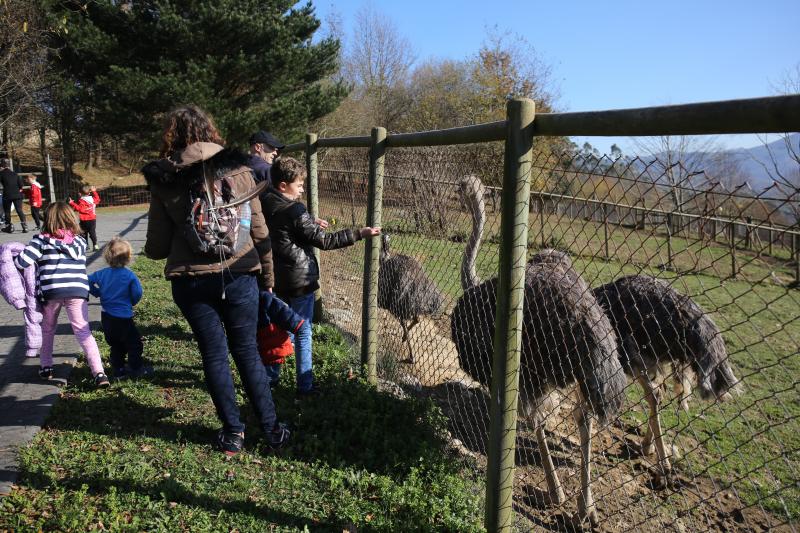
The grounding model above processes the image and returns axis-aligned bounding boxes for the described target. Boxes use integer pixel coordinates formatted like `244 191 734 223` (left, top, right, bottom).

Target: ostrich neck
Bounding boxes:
461 194 486 291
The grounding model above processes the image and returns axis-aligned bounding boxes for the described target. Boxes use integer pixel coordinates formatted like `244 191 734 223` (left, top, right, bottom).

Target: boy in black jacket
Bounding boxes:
261 157 380 395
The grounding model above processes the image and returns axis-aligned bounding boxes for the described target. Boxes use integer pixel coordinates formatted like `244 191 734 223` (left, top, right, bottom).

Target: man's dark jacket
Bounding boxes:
261 188 360 298
0 169 23 200
247 155 272 185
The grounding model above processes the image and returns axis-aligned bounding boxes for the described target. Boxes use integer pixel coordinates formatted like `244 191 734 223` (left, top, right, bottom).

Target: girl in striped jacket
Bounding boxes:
15 201 109 386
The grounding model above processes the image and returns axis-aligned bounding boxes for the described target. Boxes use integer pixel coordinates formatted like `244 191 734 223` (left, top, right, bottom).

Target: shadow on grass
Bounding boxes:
40 372 460 481
20 469 336 530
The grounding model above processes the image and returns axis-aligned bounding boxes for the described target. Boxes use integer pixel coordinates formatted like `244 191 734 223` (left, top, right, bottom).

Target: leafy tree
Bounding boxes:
43 0 347 154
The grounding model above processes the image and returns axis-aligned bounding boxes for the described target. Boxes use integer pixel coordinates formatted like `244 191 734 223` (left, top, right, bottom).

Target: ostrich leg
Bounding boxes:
638 375 672 476
401 316 421 364
535 424 565 505
572 405 598 528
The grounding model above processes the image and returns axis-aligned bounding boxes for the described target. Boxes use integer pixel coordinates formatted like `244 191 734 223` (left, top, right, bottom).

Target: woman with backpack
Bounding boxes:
142 105 289 456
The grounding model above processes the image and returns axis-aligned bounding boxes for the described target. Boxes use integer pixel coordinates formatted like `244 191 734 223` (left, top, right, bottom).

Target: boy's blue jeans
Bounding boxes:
267 292 315 392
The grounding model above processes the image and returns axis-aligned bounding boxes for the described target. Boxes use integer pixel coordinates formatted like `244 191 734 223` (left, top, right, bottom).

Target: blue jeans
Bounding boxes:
268 292 315 392
172 273 277 435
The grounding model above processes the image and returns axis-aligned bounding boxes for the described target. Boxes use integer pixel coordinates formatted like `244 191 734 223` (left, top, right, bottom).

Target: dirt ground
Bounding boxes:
320 267 795 533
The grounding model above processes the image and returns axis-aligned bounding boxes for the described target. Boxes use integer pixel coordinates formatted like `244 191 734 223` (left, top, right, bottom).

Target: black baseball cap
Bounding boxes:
248 130 285 149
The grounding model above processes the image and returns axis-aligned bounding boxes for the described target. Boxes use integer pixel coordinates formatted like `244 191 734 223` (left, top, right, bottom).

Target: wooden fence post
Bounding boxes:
485 97 534 533
745 216 753 250
305 133 323 322
666 213 673 270
729 221 737 279
360 127 385 385
538 196 545 248
603 203 610 260
795 233 800 286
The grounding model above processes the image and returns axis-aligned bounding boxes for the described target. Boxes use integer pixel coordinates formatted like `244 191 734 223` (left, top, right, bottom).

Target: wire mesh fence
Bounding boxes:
313 143 798 532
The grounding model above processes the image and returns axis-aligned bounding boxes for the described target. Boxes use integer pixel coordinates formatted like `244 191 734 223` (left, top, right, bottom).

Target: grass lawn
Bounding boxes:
0 257 484 532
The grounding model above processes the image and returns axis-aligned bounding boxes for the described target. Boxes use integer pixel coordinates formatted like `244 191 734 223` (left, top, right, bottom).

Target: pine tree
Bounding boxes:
44 0 346 150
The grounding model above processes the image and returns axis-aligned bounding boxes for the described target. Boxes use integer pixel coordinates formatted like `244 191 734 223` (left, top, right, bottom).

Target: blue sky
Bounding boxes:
312 0 799 154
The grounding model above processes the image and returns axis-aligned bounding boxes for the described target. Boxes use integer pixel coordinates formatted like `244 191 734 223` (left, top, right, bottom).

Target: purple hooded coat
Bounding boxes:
0 241 42 357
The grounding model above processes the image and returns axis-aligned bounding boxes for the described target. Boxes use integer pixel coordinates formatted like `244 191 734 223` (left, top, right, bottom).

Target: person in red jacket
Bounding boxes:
69 185 101 251
23 174 44 230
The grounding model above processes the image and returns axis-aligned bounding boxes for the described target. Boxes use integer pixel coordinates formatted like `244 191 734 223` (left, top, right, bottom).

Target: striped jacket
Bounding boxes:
15 233 90 300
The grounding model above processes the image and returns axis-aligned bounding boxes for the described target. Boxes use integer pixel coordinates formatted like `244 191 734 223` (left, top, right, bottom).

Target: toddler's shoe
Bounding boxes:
94 372 110 388
38 366 54 380
93 243 101 251
217 429 244 457
112 367 128 380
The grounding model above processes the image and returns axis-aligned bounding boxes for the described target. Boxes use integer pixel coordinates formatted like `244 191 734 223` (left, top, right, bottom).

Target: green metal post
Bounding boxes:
360 127 385 385
485 98 535 533
305 133 322 322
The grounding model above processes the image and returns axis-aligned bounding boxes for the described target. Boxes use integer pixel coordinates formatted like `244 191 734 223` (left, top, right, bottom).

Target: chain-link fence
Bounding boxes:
6 154 149 209
289 96 799 532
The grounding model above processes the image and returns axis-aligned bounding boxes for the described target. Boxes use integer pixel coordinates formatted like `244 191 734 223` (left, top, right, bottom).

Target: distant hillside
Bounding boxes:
732 133 799 191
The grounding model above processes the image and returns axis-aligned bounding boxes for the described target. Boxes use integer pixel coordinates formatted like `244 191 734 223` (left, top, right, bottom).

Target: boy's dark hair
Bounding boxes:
79 184 92 195
270 157 306 189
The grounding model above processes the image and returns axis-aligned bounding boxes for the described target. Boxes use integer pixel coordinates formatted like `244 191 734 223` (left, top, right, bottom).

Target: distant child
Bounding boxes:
257 290 305 389
15 201 109 386
88 237 152 380
261 156 380 395
23 174 44 230
69 185 100 251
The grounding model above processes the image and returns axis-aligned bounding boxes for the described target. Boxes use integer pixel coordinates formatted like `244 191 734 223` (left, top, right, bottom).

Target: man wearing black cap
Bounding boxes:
247 130 285 185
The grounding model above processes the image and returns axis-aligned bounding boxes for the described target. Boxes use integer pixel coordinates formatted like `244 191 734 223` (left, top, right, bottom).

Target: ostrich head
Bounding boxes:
380 233 391 263
688 323 742 402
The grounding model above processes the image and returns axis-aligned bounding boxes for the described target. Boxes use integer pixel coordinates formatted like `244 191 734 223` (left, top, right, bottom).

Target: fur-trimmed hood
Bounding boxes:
142 142 252 187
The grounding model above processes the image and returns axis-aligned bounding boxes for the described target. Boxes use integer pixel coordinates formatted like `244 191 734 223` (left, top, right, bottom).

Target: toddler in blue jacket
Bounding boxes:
88 237 153 379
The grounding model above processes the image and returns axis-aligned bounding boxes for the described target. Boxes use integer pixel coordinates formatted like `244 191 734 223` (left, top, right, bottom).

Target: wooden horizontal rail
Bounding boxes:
533 94 800 136
285 94 799 152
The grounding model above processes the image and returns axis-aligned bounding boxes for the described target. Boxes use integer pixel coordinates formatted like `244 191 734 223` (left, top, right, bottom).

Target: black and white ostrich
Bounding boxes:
450 174 626 527
378 233 444 363
592 274 740 476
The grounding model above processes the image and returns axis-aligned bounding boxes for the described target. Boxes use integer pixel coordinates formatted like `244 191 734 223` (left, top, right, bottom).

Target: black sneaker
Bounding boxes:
296 385 322 398
2 226 12 234
127 365 155 379
94 373 110 388
217 430 244 457
38 366 54 380
264 422 290 450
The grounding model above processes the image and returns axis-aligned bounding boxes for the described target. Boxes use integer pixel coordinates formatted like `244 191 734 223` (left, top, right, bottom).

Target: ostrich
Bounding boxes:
592 275 740 477
451 175 626 527
378 233 444 363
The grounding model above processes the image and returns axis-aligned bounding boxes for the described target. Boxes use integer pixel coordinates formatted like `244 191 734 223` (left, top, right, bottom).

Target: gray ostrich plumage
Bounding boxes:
593 274 739 474
378 233 444 362
450 174 626 527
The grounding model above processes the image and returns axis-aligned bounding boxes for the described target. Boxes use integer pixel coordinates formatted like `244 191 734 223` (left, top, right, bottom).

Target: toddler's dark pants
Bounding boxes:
101 312 144 372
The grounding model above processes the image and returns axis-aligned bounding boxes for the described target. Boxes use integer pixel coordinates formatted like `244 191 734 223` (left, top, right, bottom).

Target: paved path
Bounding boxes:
0 208 149 495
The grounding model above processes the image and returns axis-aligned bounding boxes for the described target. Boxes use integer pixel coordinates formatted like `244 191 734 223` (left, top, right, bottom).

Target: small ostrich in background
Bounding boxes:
592 274 740 476
450 174 626 527
378 233 444 363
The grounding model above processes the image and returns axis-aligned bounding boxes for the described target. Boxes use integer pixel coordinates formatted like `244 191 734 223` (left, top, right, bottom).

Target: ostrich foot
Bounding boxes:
649 464 673 490
570 507 599 530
